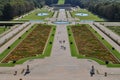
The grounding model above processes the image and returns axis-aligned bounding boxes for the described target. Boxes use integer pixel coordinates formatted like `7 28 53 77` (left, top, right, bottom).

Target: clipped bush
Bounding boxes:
69 34 71 36
70 42 73 44
13 60 16 64
105 60 109 65
19 37 21 39
112 47 115 50
102 37 104 40
52 34 54 36
49 42 52 44
8 46 11 49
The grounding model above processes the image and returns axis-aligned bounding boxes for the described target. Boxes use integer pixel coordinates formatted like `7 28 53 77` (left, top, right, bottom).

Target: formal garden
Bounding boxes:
0 24 55 65
19 8 54 20
0 26 10 34
106 26 120 36
67 24 120 66
71 8 104 21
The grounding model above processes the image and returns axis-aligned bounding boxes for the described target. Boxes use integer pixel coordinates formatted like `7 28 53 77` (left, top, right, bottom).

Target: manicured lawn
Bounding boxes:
2 24 52 63
0 27 9 34
67 27 80 57
71 9 104 21
20 9 53 20
43 26 56 57
106 26 120 36
70 24 120 64
58 0 65 4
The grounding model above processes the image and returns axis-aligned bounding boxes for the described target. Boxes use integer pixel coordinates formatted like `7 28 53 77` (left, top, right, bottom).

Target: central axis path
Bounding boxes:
22 9 94 80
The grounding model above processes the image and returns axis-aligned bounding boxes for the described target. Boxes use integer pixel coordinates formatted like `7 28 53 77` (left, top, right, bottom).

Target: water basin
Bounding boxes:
75 13 88 16
37 13 49 16
53 21 70 24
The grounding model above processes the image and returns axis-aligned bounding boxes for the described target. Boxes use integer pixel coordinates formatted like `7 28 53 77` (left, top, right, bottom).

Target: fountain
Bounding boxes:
75 13 88 16
53 21 70 24
37 13 49 16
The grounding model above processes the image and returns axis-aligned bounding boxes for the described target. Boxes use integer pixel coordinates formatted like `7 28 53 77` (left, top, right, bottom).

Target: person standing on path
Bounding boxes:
14 71 17 76
104 72 107 77
24 65 30 76
90 65 95 77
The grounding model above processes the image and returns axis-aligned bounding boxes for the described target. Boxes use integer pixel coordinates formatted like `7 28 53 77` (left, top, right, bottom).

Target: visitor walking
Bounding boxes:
63 40 65 43
64 47 66 50
21 69 25 74
24 65 30 76
14 71 17 76
90 65 95 77
90 69 94 77
104 72 107 77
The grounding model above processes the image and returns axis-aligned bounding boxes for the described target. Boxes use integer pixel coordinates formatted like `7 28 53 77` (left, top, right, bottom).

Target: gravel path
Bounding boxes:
0 22 34 54
91 22 120 53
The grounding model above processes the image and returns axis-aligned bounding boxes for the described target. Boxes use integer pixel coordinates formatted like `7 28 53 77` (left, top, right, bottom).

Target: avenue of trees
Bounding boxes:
0 0 58 20
65 0 120 21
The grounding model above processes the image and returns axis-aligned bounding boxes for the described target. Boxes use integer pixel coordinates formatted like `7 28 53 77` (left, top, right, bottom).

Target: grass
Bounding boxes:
0 27 9 34
19 9 54 20
71 9 104 21
67 24 120 67
67 26 80 57
58 0 65 4
43 26 56 57
106 26 120 36
0 24 56 66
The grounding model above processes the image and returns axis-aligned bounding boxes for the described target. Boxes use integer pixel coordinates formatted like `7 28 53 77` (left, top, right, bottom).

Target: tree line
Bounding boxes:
0 0 58 20
65 0 120 21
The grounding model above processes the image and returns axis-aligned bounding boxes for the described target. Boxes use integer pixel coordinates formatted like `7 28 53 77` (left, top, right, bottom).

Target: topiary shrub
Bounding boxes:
102 37 104 40
8 46 11 49
49 42 52 44
52 34 54 36
69 34 71 36
70 42 73 44
112 47 115 50
13 60 16 64
105 60 109 65
19 37 21 39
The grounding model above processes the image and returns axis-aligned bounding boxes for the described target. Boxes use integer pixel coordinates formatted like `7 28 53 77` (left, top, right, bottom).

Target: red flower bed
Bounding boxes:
72 25 119 64
2 24 51 63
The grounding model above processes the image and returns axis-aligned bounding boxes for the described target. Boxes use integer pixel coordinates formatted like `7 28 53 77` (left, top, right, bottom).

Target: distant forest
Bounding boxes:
65 0 120 21
0 0 58 20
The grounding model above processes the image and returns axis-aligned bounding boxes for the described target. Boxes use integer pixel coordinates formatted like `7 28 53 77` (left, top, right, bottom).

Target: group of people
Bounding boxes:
90 65 107 77
14 65 30 77
59 40 66 50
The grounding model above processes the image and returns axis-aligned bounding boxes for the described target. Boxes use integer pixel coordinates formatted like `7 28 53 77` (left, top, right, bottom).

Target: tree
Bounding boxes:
3 3 14 20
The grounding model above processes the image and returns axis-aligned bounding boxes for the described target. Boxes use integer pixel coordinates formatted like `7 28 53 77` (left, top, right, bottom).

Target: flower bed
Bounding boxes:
71 25 119 64
2 24 51 63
